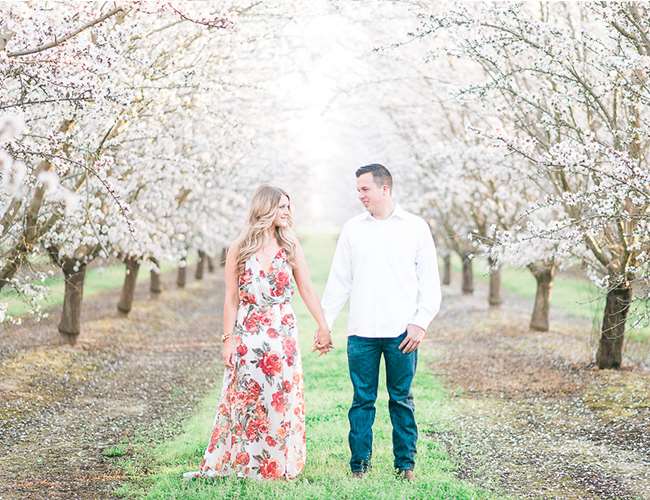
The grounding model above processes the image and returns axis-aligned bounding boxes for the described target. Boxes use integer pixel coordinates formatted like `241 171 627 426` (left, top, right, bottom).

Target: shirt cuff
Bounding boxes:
409 313 431 332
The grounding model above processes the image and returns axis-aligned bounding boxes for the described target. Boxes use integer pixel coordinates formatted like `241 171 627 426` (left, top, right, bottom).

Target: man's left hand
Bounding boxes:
399 324 426 353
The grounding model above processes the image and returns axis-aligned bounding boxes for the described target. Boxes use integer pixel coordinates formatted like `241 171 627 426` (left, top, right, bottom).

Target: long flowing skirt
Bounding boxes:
184 303 306 480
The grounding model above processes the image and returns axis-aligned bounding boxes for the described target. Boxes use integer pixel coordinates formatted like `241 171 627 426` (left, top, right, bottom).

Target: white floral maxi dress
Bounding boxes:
183 248 306 480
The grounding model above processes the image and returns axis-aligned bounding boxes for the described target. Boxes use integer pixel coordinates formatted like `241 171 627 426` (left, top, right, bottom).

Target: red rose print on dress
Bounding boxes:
239 268 252 286
271 390 286 413
259 457 281 479
244 310 272 333
270 270 291 297
283 337 296 357
235 451 250 465
246 379 261 403
246 417 269 440
236 389 248 404
243 311 259 332
283 337 297 366
207 426 222 453
275 271 290 289
240 291 257 305
257 351 282 377
259 311 272 328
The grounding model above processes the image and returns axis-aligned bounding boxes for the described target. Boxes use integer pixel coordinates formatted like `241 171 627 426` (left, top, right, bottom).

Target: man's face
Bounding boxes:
356 172 389 213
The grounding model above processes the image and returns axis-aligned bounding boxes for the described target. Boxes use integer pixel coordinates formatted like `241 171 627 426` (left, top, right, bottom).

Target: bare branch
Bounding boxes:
7 7 126 57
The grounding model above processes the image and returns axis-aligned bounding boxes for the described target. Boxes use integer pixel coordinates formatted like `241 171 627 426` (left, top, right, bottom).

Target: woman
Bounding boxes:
184 185 333 481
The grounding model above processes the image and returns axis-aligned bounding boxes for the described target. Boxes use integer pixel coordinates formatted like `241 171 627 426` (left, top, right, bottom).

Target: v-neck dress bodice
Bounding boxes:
241 247 294 310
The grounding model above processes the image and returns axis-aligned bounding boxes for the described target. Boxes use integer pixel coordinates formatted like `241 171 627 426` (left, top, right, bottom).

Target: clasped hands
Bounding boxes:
312 325 334 356
312 323 424 355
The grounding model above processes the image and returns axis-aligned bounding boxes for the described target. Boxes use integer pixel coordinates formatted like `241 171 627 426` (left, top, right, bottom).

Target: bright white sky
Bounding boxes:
270 1 431 231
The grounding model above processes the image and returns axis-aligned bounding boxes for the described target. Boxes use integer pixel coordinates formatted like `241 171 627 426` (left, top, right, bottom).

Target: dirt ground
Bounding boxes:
1 266 649 499
0 267 224 499
427 278 650 499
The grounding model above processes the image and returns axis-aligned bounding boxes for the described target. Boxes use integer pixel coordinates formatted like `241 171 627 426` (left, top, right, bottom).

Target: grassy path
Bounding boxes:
3 233 646 498
117 234 489 499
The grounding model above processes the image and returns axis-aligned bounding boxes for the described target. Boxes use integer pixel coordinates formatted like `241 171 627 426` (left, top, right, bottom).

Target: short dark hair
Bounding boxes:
355 163 393 191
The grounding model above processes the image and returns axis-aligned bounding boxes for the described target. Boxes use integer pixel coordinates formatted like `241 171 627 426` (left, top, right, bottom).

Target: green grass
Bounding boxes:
103 445 128 458
0 259 180 318
114 234 492 499
449 256 650 343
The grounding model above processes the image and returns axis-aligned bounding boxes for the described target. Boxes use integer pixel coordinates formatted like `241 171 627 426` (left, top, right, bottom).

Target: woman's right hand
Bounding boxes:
222 338 235 369
313 326 333 355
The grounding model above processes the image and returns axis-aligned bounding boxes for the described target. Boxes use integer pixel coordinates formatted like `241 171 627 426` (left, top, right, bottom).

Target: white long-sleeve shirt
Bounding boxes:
321 205 441 338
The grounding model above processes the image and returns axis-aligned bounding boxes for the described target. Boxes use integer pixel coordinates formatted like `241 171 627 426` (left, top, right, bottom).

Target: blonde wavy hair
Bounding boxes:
235 185 296 276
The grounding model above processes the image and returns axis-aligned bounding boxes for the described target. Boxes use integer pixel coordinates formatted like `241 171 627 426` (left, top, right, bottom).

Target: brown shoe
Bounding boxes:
351 471 366 479
397 469 415 481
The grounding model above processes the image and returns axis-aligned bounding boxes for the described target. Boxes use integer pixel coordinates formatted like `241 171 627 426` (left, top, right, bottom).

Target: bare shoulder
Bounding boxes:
293 240 307 262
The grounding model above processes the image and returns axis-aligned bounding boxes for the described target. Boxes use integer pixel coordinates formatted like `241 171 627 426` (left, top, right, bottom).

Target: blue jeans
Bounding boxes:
347 332 418 472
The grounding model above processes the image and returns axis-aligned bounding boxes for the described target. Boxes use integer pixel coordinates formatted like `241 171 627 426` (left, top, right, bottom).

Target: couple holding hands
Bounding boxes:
184 164 441 482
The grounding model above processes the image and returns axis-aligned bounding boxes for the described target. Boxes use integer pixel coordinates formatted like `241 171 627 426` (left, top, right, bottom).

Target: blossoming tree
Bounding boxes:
420 1 650 368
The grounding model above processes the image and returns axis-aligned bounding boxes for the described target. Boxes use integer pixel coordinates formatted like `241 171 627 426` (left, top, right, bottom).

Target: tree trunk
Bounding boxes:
58 260 87 343
177 264 187 288
0 243 28 291
529 267 554 331
117 257 140 314
596 284 631 369
0 174 51 290
220 247 227 267
150 257 162 295
442 254 451 286
195 250 206 280
461 253 474 294
488 258 502 306
207 255 215 273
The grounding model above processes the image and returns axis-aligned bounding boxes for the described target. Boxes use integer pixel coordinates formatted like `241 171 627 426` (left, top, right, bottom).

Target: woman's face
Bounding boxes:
273 195 291 228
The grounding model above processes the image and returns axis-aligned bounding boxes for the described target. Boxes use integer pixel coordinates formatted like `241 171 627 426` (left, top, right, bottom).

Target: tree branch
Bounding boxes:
7 7 125 57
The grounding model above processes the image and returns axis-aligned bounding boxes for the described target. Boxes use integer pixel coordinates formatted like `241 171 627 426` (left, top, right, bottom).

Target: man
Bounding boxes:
320 163 441 480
